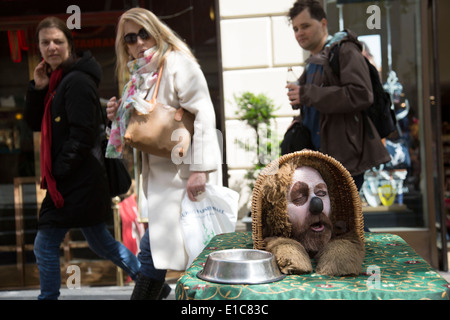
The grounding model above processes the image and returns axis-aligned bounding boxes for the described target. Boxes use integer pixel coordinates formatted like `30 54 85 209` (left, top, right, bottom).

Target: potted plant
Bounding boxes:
234 92 279 229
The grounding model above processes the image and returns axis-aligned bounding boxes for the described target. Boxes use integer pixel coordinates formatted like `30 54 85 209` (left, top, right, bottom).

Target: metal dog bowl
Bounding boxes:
197 249 285 284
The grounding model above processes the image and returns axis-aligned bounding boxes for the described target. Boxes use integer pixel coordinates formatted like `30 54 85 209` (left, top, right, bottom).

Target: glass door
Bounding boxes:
324 0 443 268
429 0 448 271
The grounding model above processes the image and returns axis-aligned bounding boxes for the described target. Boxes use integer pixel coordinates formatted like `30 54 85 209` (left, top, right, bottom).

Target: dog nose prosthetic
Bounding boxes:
310 197 323 215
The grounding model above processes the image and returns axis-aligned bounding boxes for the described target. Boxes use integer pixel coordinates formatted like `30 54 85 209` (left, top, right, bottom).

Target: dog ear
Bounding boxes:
261 162 295 238
263 163 292 205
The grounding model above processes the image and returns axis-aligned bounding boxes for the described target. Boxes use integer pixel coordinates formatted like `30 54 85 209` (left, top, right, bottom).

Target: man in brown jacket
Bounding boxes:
286 0 390 189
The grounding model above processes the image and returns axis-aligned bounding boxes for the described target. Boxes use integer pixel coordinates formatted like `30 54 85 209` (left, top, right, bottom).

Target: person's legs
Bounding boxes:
131 228 168 300
33 227 69 300
81 223 140 280
137 229 167 280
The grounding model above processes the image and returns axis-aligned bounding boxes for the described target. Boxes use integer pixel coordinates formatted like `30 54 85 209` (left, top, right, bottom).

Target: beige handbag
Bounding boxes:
124 64 195 158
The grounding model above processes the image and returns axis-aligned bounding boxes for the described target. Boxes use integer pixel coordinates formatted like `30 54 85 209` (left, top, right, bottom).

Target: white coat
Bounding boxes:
137 50 223 270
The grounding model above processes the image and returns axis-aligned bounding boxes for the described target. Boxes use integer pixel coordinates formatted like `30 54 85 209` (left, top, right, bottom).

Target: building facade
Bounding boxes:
0 0 448 289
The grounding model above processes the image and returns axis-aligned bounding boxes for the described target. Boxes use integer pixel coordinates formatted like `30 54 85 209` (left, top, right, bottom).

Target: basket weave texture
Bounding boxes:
251 150 364 250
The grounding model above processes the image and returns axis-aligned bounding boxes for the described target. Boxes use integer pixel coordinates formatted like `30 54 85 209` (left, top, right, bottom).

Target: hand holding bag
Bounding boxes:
180 184 239 268
124 64 195 159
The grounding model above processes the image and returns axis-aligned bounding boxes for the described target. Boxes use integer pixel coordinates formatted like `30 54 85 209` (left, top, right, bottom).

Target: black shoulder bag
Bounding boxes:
99 104 132 197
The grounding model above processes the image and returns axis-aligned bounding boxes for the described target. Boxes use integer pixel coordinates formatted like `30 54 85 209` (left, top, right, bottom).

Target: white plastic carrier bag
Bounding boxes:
180 184 239 268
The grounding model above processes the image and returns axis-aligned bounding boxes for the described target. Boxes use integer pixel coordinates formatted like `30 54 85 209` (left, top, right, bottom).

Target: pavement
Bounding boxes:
1 272 449 300
439 270 450 283
0 283 177 300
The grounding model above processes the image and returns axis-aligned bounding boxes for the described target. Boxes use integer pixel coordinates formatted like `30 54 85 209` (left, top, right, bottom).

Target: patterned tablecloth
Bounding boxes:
175 232 450 300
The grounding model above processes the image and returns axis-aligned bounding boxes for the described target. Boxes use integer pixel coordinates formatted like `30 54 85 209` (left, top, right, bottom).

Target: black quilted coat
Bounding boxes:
25 51 111 229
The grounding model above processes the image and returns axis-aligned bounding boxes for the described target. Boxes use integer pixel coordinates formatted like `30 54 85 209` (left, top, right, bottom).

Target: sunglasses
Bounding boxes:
124 28 150 44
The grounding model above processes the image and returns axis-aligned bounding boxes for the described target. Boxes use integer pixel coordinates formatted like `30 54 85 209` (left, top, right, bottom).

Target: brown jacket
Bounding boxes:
299 30 390 176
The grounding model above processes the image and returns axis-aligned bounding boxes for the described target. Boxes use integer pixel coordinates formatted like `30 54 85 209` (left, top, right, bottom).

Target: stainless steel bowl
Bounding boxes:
197 249 285 284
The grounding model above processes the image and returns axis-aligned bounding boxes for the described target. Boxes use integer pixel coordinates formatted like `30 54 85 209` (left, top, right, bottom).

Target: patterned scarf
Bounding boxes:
105 46 162 158
41 68 64 208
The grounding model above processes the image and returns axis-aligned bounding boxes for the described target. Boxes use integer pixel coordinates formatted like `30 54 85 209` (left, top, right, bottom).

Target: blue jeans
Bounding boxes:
137 229 167 281
33 223 140 300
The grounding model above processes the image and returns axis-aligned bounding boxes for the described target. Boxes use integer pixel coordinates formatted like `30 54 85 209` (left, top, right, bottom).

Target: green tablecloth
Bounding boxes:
175 232 450 300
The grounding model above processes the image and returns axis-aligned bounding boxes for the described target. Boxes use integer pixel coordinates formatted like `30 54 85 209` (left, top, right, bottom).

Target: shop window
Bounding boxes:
325 0 425 229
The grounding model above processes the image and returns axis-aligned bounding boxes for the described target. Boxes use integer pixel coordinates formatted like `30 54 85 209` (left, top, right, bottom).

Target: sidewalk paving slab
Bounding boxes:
0 283 176 300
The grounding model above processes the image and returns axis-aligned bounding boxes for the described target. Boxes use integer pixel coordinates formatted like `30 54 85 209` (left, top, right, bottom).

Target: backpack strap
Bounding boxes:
328 43 341 78
327 32 376 139
327 30 362 78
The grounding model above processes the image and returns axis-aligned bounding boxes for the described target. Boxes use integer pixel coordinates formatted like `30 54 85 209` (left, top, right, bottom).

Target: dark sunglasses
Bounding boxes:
124 28 150 44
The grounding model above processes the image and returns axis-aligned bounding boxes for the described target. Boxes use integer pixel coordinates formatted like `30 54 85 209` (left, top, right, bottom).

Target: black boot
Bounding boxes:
130 273 164 300
159 282 172 300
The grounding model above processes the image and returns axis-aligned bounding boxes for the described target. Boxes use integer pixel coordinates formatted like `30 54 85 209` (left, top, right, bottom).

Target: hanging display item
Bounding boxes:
361 1 412 208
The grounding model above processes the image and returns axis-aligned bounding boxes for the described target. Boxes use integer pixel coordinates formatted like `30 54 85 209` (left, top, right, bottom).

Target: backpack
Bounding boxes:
280 119 315 155
328 37 397 139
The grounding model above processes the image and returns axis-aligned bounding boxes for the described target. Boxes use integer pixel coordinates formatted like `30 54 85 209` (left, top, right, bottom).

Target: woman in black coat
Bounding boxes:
25 17 139 300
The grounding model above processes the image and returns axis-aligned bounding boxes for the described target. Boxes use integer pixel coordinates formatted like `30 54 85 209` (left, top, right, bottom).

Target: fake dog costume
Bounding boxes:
251 150 365 276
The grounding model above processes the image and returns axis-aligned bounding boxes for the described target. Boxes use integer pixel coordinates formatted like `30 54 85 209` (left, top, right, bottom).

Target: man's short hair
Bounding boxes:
288 0 327 22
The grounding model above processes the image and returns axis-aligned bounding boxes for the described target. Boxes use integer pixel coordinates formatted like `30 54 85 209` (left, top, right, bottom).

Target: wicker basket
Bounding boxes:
251 150 364 250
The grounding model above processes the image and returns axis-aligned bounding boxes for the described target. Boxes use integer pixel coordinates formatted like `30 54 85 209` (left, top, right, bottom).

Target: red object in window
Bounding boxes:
18 30 29 50
8 30 29 63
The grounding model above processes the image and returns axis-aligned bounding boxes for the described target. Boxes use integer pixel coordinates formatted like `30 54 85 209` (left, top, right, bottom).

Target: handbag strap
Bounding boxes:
142 63 186 122
144 64 164 104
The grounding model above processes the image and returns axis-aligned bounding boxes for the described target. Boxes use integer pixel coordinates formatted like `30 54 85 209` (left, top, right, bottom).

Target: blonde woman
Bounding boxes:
105 8 222 299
